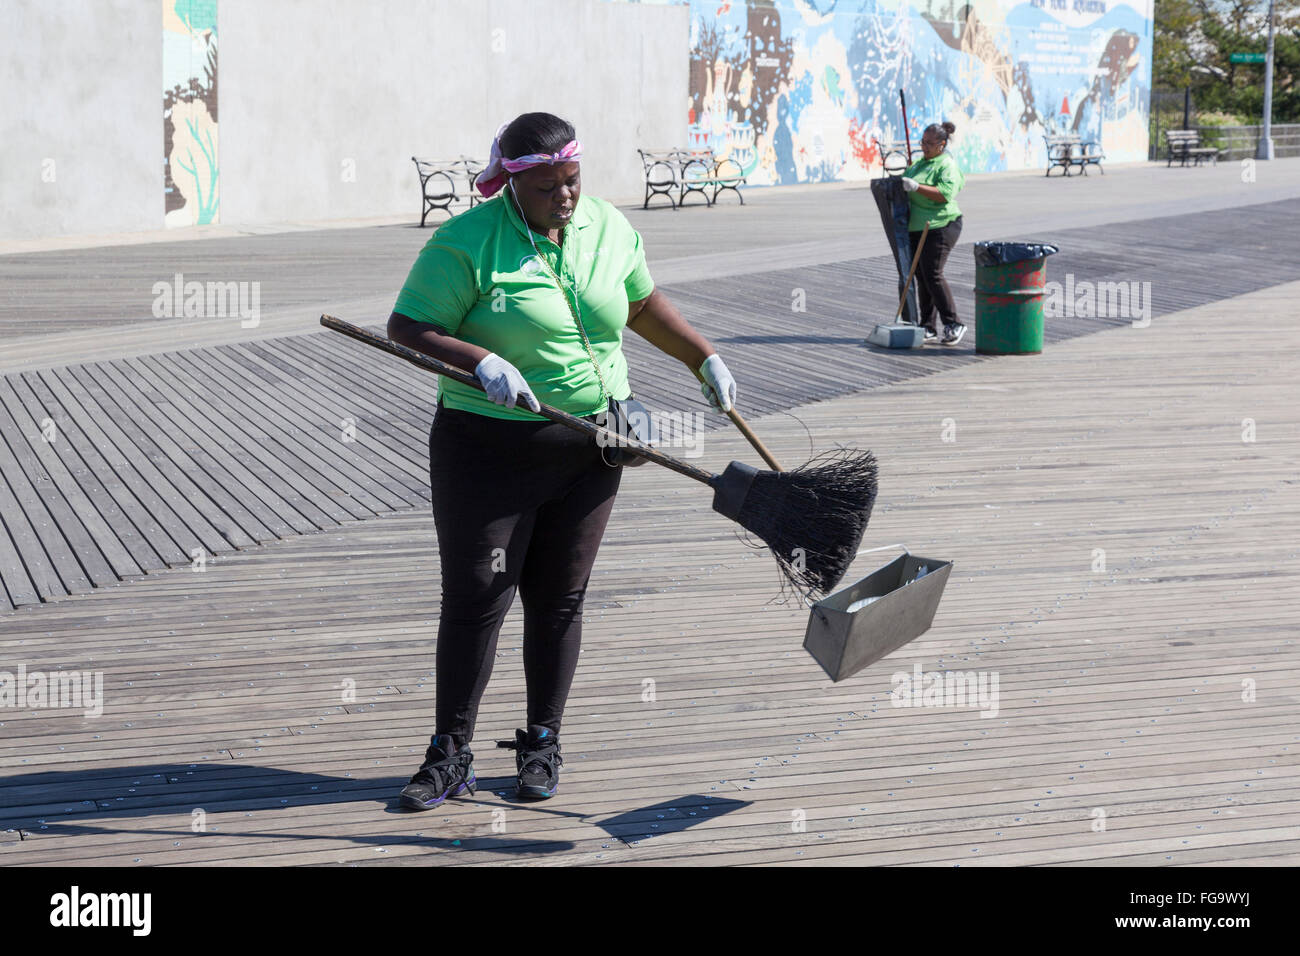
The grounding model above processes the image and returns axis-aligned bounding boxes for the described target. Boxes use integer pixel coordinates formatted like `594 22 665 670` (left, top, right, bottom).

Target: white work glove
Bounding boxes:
474 353 540 412
697 353 736 414
900 176 920 192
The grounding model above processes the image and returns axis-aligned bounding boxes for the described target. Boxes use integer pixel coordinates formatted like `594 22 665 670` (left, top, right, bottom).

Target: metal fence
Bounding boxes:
1148 88 1196 159
1147 89 1300 160
1188 124 1300 160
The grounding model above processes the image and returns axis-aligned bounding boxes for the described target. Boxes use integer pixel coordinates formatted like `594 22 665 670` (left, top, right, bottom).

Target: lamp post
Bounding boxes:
1257 0 1276 160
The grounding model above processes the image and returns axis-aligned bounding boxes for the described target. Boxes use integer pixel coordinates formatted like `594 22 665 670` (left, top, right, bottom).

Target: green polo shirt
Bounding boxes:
392 191 655 421
904 151 964 231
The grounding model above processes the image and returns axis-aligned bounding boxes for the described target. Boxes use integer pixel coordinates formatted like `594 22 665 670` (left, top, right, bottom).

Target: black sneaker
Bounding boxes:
923 327 939 343
941 323 967 346
497 726 563 800
399 734 476 811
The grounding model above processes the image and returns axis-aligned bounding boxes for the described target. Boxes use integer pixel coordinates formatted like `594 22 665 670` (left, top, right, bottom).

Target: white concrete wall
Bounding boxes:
0 0 689 241
1 1 162 240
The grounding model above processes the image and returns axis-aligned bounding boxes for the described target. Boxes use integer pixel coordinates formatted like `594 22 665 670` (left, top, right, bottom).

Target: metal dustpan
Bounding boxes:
803 545 953 682
866 322 925 349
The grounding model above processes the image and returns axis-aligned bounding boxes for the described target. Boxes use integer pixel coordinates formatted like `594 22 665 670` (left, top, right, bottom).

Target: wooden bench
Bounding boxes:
1044 134 1105 176
637 147 747 209
1165 130 1220 167
412 156 485 227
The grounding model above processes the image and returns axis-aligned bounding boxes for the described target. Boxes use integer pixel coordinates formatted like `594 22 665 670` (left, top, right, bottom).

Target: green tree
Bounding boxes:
1154 0 1299 122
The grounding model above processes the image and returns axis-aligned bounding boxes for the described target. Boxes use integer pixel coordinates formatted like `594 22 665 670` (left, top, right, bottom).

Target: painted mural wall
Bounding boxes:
686 0 1153 184
163 0 219 226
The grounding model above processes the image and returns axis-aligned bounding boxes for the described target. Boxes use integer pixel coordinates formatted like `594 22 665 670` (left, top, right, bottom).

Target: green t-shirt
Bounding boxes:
904 151 965 231
393 191 656 421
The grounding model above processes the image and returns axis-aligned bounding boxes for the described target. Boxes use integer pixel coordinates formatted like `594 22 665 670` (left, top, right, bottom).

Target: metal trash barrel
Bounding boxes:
973 241 1059 355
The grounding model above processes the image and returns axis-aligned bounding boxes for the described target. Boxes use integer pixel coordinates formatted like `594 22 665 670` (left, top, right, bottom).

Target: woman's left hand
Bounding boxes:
698 353 737 414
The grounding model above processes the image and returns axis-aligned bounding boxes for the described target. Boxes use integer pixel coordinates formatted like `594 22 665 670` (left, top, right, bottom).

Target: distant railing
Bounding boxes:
1175 124 1300 162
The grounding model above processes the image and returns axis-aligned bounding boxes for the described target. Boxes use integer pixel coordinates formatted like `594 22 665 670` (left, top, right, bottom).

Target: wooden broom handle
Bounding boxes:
693 366 784 472
725 408 785 472
891 222 930 323
320 315 718 486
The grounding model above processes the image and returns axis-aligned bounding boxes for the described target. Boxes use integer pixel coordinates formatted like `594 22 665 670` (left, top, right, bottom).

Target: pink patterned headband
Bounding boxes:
476 122 583 197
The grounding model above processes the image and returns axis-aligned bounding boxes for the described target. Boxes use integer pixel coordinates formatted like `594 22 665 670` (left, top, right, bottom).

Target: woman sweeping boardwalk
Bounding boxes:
386 112 739 808
901 121 967 346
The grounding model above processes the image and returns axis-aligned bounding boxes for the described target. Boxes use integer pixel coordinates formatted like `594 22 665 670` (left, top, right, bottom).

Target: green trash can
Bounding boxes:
973 241 1059 355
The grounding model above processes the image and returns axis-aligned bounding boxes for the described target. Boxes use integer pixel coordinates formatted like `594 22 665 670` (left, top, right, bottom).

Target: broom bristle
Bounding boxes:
734 448 879 601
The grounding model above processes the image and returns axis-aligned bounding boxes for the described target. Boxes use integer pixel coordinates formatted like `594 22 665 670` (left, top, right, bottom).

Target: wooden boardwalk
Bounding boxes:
2 279 1296 865
4 198 1300 610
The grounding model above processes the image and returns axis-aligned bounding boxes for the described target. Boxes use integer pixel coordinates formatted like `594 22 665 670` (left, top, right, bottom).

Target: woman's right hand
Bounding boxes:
475 353 541 412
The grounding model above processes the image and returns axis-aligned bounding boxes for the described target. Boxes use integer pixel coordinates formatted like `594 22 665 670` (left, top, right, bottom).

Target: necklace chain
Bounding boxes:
524 210 610 406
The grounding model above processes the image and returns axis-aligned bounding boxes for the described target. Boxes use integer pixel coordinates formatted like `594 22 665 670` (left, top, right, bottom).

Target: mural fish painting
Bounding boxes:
685 0 1154 184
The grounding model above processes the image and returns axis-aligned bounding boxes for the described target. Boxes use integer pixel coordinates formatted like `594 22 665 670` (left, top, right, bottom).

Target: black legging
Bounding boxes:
428 401 621 748
909 215 963 335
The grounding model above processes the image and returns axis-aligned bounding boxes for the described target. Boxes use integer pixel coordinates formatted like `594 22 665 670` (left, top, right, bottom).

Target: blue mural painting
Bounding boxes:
686 0 1152 183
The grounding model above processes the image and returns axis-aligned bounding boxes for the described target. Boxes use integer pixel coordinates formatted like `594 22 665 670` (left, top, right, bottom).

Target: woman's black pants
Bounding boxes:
909 215 963 335
428 403 621 748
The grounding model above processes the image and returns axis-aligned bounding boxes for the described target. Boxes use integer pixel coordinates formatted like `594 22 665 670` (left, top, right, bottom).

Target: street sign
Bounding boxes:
1230 52 1266 63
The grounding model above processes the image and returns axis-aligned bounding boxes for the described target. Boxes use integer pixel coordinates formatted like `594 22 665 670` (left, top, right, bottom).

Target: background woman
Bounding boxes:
386 112 738 809
901 121 967 346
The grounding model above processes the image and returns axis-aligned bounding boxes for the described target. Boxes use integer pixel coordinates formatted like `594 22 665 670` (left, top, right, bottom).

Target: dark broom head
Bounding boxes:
730 448 879 602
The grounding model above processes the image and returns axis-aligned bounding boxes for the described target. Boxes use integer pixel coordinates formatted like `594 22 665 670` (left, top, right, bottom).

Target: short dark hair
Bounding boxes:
499 112 576 159
924 121 957 144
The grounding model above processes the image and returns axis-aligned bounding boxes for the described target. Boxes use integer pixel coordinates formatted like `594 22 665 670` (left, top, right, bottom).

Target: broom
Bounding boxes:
321 315 878 599
892 221 929 324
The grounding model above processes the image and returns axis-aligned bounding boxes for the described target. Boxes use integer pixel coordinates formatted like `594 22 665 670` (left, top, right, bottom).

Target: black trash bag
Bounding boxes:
973 241 1060 267
870 177 920 324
